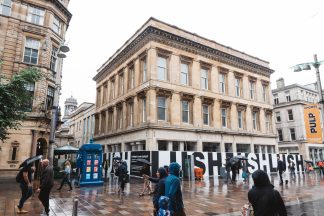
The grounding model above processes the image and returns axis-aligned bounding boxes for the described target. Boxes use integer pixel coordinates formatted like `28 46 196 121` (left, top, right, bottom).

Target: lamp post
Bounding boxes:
292 54 324 143
48 43 70 165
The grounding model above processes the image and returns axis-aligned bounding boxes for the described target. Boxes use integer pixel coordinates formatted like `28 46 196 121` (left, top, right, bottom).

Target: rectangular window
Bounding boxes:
236 144 251 153
117 108 123 129
225 143 232 152
128 103 134 127
235 78 241 97
221 108 227 128
0 0 12 16
249 80 255 100
102 84 107 104
119 74 124 95
262 84 268 102
52 15 61 35
202 142 220 152
290 128 296 141
27 5 45 25
110 80 115 100
274 97 279 105
201 68 208 90
157 56 167 81
275 111 281 122
252 111 258 130
278 129 283 141
182 101 189 123
46 86 55 110
23 38 40 64
24 82 35 111
158 97 166 121
288 109 294 121
140 57 147 83
50 47 58 78
202 104 209 125
96 88 101 107
180 62 189 85
238 110 243 129
11 146 17 160
219 73 226 94
286 91 291 102
142 98 146 123
128 66 134 90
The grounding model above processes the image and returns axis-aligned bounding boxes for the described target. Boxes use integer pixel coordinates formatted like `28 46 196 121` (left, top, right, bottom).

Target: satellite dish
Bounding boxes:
59 45 70 53
57 52 66 58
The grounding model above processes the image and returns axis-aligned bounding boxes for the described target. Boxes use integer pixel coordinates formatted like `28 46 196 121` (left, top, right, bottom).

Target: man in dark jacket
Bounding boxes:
277 156 287 185
116 161 128 194
144 167 168 215
165 162 186 216
37 159 54 216
248 170 287 216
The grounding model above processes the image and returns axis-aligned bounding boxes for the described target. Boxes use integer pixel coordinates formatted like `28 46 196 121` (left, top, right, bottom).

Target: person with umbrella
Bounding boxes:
16 163 34 214
139 159 153 196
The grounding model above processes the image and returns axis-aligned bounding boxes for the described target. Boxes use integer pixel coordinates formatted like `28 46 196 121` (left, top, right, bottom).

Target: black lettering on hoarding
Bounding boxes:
208 152 222 176
295 154 304 172
152 151 159 178
192 152 206 174
170 151 176 163
268 154 277 172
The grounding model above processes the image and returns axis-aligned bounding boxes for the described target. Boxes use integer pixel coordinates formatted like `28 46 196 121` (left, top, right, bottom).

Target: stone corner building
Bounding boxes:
93 17 277 154
0 0 72 176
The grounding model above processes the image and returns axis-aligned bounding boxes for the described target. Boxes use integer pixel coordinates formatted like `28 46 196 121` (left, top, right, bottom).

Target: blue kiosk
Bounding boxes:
77 143 103 186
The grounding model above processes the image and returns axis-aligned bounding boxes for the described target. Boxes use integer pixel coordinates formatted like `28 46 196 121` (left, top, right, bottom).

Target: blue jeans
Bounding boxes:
18 183 32 208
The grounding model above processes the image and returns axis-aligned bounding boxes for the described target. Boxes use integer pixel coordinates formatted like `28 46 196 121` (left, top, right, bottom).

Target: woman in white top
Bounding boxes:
57 161 72 191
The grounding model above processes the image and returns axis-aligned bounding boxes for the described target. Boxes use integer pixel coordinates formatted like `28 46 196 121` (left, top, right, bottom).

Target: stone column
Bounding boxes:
113 106 117 131
134 58 140 87
211 65 218 93
170 54 179 84
258 145 262 154
230 103 237 130
197 140 203 152
227 70 235 97
121 142 125 152
179 141 184 151
259 108 266 133
147 88 157 123
214 99 221 129
193 96 202 127
233 141 237 153
170 92 181 126
191 60 200 89
168 141 173 151
220 135 225 152
133 96 139 126
246 106 252 132
122 102 127 129
242 75 249 99
149 48 157 80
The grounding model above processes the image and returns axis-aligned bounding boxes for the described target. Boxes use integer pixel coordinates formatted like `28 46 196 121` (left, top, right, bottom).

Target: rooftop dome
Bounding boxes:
64 96 77 105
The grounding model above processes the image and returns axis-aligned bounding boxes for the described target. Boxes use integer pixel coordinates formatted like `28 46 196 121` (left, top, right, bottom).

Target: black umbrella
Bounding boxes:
304 160 313 164
19 155 43 168
137 158 152 166
234 155 248 160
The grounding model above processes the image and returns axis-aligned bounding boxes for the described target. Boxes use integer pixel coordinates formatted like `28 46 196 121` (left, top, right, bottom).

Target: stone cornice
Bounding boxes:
94 26 274 82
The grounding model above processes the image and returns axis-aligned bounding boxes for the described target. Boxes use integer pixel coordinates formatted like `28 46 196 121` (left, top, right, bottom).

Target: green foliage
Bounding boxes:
0 67 42 142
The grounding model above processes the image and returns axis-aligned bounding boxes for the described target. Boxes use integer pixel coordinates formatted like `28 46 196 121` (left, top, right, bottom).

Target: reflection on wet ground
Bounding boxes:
1 172 324 215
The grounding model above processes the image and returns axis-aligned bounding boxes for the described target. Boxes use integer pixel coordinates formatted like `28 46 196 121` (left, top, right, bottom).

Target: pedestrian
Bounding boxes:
16 164 34 214
116 161 128 194
248 170 287 216
277 156 288 185
104 160 109 181
224 157 232 184
231 162 238 182
317 160 324 176
165 162 186 216
242 160 249 183
289 161 295 175
37 159 54 216
143 167 168 215
139 163 153 196
57 160 72 191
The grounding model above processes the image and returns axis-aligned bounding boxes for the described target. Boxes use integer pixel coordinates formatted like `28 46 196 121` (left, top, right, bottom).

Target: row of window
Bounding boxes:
0 1 63 35
277 128 296 142
94 95 273 135
275 109 294 123
97 51 270 107
273 90 319 105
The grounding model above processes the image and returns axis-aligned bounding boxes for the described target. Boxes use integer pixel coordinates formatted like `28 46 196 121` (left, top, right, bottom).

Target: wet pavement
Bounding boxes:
1 172 324 216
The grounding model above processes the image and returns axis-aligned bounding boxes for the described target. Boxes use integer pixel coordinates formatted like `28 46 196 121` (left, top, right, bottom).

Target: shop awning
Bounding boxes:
54 145 79 155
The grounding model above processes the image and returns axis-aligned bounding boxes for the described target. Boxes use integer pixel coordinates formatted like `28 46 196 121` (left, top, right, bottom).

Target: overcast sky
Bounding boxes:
60 0 324 109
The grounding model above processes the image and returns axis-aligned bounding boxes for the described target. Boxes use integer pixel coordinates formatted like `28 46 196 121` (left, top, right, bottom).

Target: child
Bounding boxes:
158 196 170 216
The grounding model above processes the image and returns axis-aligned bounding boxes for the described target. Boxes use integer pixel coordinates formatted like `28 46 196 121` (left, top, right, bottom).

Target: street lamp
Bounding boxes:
48 43 70 166
292 54 324 141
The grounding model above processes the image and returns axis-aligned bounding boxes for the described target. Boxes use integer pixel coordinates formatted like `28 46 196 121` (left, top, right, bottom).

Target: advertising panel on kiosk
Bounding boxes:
77 143 104 186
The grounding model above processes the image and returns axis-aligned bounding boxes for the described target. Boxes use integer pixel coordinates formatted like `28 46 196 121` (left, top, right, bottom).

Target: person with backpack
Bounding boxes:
248 170 287 216
16 164 34 214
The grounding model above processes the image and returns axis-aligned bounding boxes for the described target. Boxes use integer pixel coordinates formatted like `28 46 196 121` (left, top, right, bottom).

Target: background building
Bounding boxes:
56 100 95 148
93 18 277 155
0 0 72 176
272 78 324 161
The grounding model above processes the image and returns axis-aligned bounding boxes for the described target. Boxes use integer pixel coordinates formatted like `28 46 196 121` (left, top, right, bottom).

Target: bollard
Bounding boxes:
72 198 78 216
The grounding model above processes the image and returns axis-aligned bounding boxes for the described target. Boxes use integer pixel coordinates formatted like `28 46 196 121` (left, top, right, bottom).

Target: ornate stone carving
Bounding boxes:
156 88 173 98
220 100 231 108
236 103 247 111
201 96 214 105
137 88 148 99
180 92 195 101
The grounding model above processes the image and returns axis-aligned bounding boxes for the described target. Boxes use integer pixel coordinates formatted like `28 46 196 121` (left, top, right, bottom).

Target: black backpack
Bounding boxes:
16 169 23 183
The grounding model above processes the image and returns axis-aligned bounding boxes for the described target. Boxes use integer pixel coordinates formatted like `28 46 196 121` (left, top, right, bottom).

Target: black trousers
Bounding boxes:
38 187 52 213
59 176 72 190
279 171 283 184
